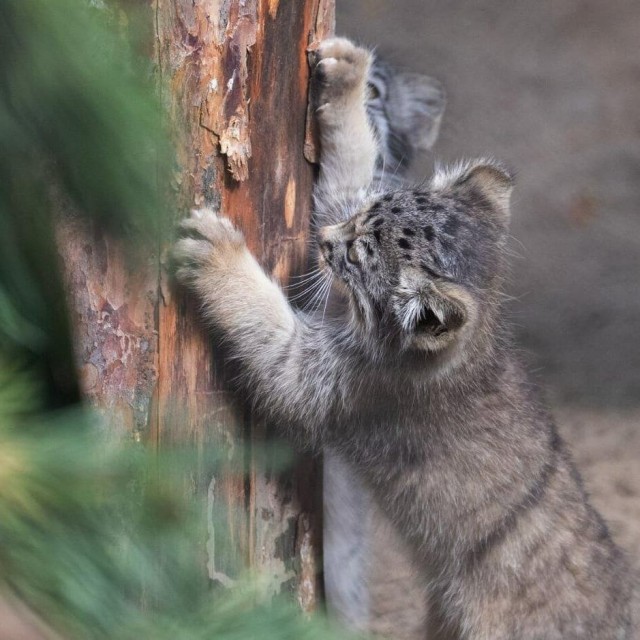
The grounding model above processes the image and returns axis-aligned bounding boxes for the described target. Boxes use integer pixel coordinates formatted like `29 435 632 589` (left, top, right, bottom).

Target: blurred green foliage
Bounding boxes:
0 370 345 639
0 1 347 638
0 0 172 410
0 0 171 233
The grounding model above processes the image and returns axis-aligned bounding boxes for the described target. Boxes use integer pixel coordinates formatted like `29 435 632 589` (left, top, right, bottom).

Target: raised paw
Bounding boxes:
312 37 372 112
172 208 246 287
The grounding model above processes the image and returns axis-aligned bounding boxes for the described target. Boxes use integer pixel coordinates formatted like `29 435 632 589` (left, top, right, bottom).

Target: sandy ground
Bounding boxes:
339 0 640 568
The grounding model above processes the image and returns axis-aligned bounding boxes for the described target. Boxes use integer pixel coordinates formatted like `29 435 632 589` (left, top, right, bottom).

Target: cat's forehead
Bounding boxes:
355 190 459 231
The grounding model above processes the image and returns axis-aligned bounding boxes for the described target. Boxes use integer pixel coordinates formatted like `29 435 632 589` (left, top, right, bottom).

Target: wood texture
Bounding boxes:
59 0 335 611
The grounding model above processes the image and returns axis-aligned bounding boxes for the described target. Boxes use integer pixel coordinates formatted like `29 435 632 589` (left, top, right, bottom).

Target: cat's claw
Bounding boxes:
313 37 372 110
172 209 246 285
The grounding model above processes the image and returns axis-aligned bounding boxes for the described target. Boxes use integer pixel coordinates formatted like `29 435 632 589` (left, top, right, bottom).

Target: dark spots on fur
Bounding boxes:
430 202 447 214
391 206 402 215
365 243 374 256
423 225 435 241
398 238 412 250
402 253 412 262
382 193 394 202
443 215 461 235
373 229 382 243
415 195 428 205
372 218 385 228
364 211 379 224
370 263 379 272
402 227 415 236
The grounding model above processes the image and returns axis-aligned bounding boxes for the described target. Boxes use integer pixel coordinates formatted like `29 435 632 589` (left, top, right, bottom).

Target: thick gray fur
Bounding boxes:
173 38 637 640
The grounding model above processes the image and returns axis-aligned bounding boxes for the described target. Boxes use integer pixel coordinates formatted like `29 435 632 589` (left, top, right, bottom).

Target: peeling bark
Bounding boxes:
200 0 258 182
58 0 334 611
56 215 158 441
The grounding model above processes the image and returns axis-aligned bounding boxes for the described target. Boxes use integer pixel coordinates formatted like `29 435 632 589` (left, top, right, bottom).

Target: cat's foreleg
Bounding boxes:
174 210 294 346
172 209 334 446
312 38 378 215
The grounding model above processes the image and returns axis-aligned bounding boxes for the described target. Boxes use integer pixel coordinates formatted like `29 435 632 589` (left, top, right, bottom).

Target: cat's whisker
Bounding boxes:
320 276 334 326
285 278 324 293
285 275 322 288
304 276 330 312
283 269 324 290
287 268 331 301
374 145 388 193
311 280 333 318
304 272 332 313
287 275 330 302
286 280 325 296
288 268 322 280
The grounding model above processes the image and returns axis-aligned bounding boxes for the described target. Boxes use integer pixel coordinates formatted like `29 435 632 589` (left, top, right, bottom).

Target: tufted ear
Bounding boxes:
395 282 471 352
389 72 446 151
432 160 514 227
453 161 514 225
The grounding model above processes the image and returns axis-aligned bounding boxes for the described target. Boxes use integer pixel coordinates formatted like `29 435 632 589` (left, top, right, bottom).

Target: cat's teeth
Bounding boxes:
432 305 445 324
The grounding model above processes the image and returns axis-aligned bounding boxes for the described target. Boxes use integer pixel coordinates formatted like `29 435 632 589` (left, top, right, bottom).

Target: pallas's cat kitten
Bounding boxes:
173 38 636 639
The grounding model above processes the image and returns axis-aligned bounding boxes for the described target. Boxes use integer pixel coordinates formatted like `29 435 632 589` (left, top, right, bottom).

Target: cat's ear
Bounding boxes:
433 159 514 227
394 280 474 352
390 72 446 151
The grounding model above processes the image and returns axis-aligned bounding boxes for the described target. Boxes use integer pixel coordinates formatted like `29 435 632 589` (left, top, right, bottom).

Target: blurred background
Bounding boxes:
339 0 640 565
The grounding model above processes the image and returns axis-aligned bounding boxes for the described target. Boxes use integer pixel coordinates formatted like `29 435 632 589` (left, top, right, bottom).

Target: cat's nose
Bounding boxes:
319 224 350 266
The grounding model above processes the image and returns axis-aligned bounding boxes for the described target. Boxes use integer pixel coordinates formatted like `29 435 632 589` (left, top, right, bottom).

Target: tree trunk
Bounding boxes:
58 0 334 611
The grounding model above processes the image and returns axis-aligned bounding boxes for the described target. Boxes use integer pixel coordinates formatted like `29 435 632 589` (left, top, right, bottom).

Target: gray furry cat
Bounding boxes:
173 38 636 639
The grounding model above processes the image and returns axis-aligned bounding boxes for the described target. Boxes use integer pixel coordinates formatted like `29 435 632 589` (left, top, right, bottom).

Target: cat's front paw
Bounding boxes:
172 208 246 287
312 37 372 116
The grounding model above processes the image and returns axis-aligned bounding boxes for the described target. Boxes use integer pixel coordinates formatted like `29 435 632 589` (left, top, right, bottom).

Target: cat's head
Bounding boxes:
318 160 513 359
367 58 446 174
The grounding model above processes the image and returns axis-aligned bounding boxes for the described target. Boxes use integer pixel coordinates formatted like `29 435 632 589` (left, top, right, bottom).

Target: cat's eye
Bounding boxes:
366 82 380 101
347 242 360 265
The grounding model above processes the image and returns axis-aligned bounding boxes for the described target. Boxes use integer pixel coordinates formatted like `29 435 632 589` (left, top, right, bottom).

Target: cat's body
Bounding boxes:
173 38 636 640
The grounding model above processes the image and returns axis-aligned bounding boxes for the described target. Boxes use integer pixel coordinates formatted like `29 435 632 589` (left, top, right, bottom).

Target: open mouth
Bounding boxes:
416 307 447 336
